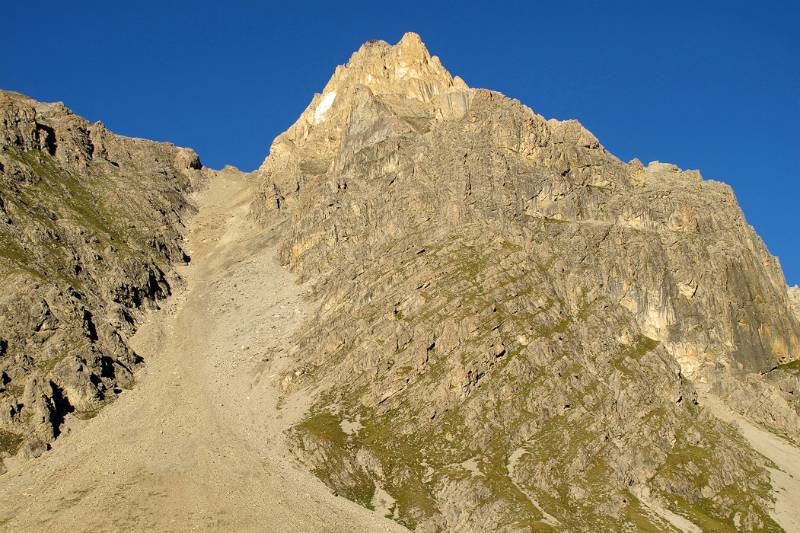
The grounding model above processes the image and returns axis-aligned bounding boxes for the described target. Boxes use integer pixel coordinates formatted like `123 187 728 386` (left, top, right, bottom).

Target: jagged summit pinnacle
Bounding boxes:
325 32 467 100
258 33 471 173
357 32 429 58
398 30 426 50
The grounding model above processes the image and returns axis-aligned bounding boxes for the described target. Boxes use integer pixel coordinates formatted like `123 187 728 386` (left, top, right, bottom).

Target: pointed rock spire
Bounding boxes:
320 32 467 103
396 31 430 60
259 33 471 175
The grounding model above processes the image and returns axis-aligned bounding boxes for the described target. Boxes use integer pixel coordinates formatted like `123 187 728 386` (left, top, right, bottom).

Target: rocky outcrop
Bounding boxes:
703 285 800 446
0 91 205 466
708 366 800 446
255 33 796 530
790 285 800 322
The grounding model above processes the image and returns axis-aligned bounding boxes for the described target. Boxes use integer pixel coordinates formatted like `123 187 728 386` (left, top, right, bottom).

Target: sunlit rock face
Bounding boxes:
790 285 800 322
256 33 799 377
253 33 798 530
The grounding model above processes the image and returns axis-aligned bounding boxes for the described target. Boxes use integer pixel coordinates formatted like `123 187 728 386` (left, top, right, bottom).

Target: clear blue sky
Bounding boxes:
3 1 799 284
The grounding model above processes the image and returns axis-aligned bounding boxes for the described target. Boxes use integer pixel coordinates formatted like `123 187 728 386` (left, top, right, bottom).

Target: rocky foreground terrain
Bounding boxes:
0 33 799 533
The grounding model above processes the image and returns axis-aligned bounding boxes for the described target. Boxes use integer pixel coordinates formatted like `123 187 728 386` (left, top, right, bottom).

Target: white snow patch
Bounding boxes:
312 91 336 124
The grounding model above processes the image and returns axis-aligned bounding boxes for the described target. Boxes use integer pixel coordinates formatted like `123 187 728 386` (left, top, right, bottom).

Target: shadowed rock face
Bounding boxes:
255 33 798 530
0 91 206 464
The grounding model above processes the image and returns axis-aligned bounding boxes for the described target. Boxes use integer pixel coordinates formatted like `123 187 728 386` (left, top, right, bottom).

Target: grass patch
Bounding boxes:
0 232 31 265
294 409 376 511
0 429 22 456
296 410 347 447
613 335 659 374
622 494 679 532
356 411 438 528
655 423 781 532
775 359 800 375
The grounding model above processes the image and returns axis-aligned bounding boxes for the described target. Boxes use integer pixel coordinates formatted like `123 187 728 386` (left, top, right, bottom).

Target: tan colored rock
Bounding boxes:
790 285 800 322
254 34 795 530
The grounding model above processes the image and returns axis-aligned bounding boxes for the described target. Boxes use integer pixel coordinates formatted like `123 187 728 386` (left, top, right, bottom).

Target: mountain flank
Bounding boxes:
254 33 800 531
0 166 406 531
0 33 799 533
0 90 205 464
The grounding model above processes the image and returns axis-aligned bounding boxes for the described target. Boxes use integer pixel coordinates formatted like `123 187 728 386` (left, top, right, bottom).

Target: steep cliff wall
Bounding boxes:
254 34 794 530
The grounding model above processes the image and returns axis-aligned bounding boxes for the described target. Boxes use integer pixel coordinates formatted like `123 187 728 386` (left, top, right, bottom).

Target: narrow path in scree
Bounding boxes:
0 169 407 532
696 384 800 532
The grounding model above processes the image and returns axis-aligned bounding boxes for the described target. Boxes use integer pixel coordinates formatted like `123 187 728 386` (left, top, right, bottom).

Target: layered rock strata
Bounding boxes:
255 33 797 531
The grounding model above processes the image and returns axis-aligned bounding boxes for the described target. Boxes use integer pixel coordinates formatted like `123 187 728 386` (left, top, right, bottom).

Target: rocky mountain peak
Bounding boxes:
258 33 469 173
251 34 800 531
396 30 428 56
2 30 800 532
327 31 467 102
